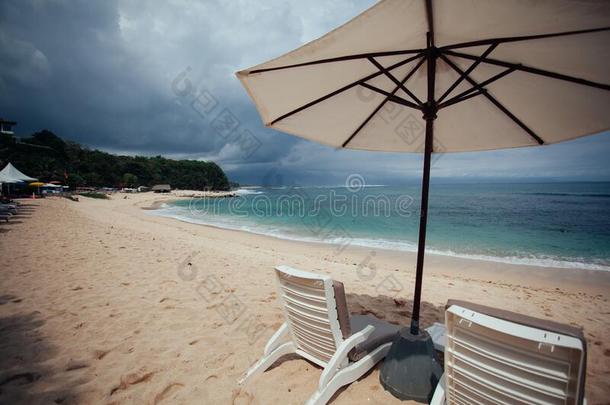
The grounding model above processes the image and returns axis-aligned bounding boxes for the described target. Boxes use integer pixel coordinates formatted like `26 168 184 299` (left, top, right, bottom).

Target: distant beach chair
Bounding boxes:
239 265 435 405
0 205 16 215
431 300 587 405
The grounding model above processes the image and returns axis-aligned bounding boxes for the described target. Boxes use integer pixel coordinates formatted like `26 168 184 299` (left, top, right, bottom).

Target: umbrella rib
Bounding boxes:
367 57 424 106
359 83 421 109
438 64 519 109
439 87 489 107
441 26 610 50
247 49 425 74
439 53 545 145
444 49 610 91
268 53 423 126
342 56 426 148
437 43 497 104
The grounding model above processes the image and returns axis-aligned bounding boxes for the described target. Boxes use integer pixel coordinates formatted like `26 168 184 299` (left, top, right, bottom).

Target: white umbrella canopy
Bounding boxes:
237 0 610 399
237 0 610 153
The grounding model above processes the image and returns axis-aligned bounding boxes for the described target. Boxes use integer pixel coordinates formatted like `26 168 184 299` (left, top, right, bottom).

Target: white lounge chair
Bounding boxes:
431 300 587 405
239 265 405 405
0 205 14 222
0 205 16 214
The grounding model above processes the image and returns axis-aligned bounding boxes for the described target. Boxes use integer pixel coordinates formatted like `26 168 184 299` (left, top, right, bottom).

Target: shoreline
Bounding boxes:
138 195 610 295
148 199 610 273
1 193 608 403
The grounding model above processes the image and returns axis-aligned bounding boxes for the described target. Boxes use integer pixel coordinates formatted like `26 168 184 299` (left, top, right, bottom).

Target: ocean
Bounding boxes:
149 182 610 271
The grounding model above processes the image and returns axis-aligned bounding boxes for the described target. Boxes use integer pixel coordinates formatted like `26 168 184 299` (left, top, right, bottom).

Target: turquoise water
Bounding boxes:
151 182 610 270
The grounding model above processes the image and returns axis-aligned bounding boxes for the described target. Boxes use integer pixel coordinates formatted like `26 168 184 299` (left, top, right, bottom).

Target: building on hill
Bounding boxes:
152 184 171 193
0 119 16 135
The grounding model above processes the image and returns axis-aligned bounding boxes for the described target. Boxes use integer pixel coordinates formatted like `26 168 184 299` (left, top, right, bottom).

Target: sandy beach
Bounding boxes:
0 193 609 405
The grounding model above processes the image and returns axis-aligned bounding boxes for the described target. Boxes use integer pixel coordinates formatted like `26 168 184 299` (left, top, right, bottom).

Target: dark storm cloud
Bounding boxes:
0 1 305 150
1 0 609 185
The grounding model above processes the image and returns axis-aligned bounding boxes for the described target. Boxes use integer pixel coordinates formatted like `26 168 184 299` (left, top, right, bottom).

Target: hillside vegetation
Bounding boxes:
0 130 230 190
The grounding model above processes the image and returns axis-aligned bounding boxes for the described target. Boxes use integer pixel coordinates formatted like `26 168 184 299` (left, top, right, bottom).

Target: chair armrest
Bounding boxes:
425 322 446 352
318 325 375 390
264 321 290 356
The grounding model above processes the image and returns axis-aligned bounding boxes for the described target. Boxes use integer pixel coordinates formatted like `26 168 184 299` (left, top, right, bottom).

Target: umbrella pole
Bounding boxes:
379 118 441 402
411 116 434 334
412 29 437 335
379 31 442 402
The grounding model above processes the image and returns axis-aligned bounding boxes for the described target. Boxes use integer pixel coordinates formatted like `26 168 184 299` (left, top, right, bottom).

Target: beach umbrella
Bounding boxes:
236 0 610 399
30 182 44 195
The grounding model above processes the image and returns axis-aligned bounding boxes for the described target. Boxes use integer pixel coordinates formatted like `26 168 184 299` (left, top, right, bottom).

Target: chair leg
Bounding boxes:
306 343 391 405
238 341 296 385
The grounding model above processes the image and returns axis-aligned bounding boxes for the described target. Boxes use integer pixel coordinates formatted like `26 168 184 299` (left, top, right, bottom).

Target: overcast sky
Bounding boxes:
1 0 609 185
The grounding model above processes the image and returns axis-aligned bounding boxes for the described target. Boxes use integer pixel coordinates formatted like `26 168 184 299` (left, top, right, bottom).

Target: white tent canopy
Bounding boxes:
0 162 37 183
237 0 610 153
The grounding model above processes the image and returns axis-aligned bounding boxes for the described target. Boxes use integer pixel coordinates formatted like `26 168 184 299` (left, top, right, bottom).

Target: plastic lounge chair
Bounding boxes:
239 265 406 405
431 300 587 405
0 205 16 214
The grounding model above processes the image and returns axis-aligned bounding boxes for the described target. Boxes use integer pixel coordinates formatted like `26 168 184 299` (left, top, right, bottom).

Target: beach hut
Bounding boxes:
236 0 610 399
0 119 16 135
41 183 63 195
152 184 171 193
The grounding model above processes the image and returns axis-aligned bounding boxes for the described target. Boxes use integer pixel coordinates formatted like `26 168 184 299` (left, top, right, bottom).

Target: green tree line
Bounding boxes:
0 130 231 190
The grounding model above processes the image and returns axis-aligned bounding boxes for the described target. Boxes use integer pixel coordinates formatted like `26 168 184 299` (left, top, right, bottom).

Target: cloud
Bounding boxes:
0 31 50 87
0 0 608 185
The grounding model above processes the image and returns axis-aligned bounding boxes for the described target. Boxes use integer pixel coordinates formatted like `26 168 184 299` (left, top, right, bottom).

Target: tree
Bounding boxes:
122 173 138 188
66 173 85 188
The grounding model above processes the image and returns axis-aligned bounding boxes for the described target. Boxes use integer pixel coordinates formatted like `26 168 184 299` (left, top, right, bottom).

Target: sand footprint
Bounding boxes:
0 294 18 305
0 372 41 386
110 369 156 395
65 360 90 371
152 382 184 404
93 349 111 360
231 387 255 405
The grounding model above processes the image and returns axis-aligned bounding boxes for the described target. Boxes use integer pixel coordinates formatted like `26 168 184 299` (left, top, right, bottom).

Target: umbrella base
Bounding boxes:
379 327 443 403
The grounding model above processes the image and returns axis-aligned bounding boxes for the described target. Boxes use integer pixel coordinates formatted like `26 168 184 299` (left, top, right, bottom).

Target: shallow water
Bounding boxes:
151 182 610 271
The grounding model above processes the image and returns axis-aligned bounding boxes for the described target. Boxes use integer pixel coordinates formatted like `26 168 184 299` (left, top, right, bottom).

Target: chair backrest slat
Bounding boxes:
275 265 345 367
445 304 586 405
